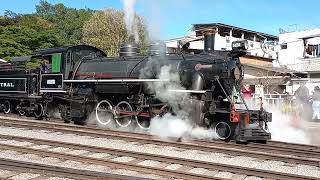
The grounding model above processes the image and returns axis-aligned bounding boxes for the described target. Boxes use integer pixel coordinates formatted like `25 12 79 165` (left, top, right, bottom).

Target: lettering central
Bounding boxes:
0 82 15 88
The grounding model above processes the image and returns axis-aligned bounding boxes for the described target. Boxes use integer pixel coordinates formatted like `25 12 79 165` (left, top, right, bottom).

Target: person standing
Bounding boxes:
242 84 252 99
241 84 253 108
312 86 320 120
294 82 309 104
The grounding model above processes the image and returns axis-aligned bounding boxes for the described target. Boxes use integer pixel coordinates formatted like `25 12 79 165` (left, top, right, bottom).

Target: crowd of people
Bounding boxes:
294 83 320 121
240 83 320 121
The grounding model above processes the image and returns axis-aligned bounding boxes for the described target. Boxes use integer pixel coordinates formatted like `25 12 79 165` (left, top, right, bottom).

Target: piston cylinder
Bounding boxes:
192 73 204 91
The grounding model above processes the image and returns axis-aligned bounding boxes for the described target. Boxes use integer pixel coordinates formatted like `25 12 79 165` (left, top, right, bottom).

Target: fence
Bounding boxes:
252 94 291 105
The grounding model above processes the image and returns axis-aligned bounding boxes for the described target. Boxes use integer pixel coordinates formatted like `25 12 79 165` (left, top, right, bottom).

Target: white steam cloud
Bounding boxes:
148 65 187 110
122 0 139 43
145 65 218 140
266 105 311 144
245 100 311 144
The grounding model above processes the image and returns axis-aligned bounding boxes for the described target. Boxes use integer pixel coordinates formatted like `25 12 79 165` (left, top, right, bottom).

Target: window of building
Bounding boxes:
244 33 255 41
280 43 287 49
232 30 242 39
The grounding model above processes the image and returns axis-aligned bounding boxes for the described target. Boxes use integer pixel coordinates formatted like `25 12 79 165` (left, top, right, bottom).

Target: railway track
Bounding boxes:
0 134 316 180
0 158 144 180
0 116 319 168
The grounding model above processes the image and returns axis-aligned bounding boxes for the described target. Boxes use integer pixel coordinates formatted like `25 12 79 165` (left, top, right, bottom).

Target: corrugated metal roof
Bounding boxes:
244 63 305 76
193 23 278 39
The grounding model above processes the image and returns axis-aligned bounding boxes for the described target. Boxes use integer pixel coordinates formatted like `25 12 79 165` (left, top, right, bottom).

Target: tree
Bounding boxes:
0 10 21 26
0 15 60 61
36 0 95 45
82 8 148 57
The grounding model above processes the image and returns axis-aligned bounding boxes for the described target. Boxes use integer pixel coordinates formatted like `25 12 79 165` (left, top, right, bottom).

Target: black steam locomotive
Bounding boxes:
0 32 271 142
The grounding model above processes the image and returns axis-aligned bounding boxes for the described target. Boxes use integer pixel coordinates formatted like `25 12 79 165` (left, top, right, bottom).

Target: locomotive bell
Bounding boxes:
148 40 166 56
120 43 140 57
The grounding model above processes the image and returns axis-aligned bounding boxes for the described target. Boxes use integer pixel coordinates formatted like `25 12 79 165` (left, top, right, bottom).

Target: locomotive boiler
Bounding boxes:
0 32 271 143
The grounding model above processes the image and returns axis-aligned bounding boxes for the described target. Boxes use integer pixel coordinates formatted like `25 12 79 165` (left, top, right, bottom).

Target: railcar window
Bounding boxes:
51 53 61 73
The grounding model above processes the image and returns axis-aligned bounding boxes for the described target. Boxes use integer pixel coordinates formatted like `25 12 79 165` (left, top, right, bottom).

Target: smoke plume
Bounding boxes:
144 64 218 140
267 105 310 144
244 99 311 144
122 0 139 42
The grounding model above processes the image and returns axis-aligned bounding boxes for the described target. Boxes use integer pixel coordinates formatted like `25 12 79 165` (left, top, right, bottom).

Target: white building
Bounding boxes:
277 29 320 72
277 29 320 94
166 23 279 60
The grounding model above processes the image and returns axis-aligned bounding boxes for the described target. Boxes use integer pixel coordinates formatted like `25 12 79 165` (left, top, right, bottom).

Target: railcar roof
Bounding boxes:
93 51 230 62
11 56 32 62
32 45 107 56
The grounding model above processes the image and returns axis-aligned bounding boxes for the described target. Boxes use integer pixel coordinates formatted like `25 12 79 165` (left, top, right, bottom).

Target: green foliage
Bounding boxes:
0 39 30 60
36 0 95 45
0 0 149 61
82 9 148 57
0 16 60 61
26 59 44 70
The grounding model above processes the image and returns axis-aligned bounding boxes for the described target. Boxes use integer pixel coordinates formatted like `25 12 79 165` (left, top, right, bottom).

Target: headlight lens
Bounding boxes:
233 67 241 80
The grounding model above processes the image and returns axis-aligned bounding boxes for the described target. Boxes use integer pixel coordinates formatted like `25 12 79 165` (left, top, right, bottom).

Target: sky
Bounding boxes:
0 0 319 39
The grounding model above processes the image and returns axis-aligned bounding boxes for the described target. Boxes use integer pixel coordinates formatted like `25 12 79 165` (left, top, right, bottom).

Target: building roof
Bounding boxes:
193 23 278 40
244 63 306 77
298 34 320 39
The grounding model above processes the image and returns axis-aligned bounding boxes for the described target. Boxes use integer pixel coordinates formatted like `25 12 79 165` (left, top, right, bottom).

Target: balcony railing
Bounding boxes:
300 57 320 72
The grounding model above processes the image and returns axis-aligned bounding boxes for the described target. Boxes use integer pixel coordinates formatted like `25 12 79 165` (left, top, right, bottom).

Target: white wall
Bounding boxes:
166 31 278 59
214 34 277 59
278 29 320 71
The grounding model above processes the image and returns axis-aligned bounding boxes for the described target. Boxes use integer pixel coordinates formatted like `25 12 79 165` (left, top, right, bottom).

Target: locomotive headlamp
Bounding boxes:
233 67 241 80
232 40 249 51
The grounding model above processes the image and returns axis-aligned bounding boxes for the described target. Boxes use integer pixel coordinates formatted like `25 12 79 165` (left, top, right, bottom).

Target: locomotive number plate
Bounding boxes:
47 79 56 85
40 74 63 90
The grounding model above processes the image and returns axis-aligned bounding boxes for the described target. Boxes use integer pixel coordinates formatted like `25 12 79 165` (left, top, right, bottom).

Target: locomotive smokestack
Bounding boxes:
203 29 215 53
120 43 140 57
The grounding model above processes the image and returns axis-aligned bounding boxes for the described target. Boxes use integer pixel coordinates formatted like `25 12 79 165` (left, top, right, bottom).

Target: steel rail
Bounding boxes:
0 158 145 180
0 143 219 180
3 115 319 152
0 135 315 180
3 116 319 153
0 118 319 167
